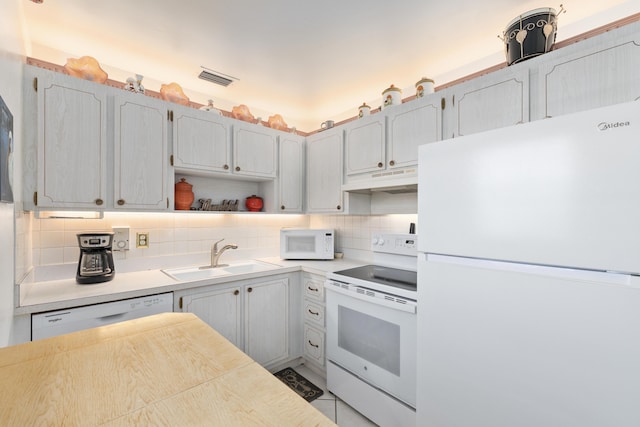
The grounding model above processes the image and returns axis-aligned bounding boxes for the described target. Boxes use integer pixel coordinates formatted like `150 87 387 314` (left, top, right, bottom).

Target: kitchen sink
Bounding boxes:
162 260 281 282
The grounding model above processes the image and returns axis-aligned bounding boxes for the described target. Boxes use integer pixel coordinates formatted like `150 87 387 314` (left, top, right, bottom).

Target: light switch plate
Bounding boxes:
112 226 130 251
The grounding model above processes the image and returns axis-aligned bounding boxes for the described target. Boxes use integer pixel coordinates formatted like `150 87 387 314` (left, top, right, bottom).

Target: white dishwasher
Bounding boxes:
31 292 174 340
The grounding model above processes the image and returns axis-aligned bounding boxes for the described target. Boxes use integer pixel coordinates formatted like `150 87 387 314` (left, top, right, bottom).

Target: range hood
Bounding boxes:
342 170 418 194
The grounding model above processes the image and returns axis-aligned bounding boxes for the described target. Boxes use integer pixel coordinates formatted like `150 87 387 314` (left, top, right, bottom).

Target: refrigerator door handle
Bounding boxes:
423 253 632 287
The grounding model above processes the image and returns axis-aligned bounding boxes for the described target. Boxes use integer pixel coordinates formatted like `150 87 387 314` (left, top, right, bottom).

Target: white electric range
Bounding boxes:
325 233 417 427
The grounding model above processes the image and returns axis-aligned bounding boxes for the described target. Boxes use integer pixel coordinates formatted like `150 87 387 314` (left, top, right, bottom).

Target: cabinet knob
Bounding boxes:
223 164 229 170
117 199 125 206
308 340 319 348
281 205 285 210
377 162 383 168
233 289 239 296
95 198 103 206
336 205 341 210
247 287 253 293
235 166 241 172
389 160 395 166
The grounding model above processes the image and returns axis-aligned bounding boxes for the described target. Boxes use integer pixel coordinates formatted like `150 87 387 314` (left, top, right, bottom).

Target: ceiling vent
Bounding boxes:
198 67 238 87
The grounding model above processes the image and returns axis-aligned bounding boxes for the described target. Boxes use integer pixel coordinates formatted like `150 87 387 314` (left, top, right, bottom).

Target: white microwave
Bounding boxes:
280 229 335 260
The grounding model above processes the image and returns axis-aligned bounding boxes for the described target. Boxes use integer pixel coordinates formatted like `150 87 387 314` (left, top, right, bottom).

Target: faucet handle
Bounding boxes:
212 238 224 251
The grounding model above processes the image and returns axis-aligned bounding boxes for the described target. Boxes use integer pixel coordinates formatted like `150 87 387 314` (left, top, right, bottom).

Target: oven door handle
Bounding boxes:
325 282 417 314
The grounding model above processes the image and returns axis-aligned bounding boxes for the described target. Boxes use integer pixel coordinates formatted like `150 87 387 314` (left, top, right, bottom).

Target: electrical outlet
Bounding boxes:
136 232 149 248
112 226 130 251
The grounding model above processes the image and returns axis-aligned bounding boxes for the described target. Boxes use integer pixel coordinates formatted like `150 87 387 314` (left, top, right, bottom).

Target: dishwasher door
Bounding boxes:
31 292 174 340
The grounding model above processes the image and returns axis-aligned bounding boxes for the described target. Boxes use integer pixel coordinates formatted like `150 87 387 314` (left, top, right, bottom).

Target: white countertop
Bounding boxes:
17 257 366 315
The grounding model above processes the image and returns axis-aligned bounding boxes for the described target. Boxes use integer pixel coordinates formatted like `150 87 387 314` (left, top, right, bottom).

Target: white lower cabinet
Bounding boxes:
244 277 289 366
176 273 301 369
302 273 327 371
177 285 243 348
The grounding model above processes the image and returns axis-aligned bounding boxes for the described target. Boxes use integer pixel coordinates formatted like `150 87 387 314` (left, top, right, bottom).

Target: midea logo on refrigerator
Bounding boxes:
597 120 631 131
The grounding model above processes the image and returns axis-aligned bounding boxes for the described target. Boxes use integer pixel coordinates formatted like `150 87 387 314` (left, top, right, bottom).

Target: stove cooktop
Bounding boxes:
330 264 417 295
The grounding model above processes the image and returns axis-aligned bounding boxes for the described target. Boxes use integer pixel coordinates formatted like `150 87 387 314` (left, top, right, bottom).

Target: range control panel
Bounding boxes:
371 233 417 256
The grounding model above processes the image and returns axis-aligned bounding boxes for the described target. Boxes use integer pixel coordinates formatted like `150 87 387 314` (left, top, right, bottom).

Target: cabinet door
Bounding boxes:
232 123 278 178
447 67 529 138
306 129 343 213
278 134 304 212
114 93 169 210
173 107 232 174
537 38 640 119
344 115 385 175
36 72 108 208
245 278 289 366
387 97 441 169
180 286 243 349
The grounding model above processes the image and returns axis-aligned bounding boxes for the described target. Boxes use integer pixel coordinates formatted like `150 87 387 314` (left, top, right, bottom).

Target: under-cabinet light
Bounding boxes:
36 211 103 219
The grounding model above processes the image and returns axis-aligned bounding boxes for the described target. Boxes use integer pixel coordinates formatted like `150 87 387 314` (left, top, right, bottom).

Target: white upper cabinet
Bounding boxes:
172 106 232 174
444 66 530 139
232 122 278 179
278 134 305 212
113 93 170 210
306 128 343 213
344 115 385 176
535 24 640 120
386 96 442 168
32 70 108 209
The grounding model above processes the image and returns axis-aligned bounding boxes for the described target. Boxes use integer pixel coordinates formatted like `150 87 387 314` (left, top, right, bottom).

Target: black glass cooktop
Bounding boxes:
333 265 417 293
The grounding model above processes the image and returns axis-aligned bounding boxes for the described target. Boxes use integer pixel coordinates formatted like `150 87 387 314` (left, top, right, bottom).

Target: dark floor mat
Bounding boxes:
273 367 324 402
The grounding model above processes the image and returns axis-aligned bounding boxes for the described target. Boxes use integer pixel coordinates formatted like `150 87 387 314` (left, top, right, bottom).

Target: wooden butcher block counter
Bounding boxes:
0 313 335 426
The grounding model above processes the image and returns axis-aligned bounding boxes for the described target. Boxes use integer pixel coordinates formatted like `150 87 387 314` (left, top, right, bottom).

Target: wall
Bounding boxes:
0 0 25 346
310 214 418 258
29 213 417 270
31 212 308 271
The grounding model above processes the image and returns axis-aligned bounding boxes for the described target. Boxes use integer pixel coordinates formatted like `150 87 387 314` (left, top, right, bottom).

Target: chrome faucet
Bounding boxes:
208 238 238 268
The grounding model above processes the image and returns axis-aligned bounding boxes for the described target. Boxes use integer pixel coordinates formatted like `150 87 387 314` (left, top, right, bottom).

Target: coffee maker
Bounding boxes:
76 232 115 284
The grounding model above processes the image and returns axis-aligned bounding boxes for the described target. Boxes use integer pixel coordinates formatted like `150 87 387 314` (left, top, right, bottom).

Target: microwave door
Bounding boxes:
288 236 316 254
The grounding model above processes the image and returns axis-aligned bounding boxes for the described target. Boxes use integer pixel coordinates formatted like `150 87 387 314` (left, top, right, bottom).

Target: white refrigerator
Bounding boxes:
416 101 640 427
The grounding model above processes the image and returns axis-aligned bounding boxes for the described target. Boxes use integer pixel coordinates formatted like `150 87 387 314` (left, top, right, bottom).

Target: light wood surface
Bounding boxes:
0 313 335 426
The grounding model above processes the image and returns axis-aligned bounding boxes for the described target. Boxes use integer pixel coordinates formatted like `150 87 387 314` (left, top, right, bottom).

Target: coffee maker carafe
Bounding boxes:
76 232 115 284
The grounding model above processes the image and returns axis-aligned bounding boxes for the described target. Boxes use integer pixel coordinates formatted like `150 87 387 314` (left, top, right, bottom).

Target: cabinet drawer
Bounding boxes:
304 324 325 366
304 300 325 327
303 275 325 302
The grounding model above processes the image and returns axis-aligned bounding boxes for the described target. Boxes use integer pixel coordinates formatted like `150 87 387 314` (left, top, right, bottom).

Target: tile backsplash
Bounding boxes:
29 212 418 267
310 214 418 252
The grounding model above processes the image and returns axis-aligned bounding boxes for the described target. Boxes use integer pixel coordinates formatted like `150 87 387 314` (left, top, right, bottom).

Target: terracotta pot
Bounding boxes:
245 195 263 212
174 178 194 210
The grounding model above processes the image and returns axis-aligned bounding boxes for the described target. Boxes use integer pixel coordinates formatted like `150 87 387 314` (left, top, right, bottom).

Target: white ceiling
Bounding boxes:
21 0 640 131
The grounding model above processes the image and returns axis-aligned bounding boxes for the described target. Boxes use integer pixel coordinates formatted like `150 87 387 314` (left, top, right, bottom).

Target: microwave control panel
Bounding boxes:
325 232 334 252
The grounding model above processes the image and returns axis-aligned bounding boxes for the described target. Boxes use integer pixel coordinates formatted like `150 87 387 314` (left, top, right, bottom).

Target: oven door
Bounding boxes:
325 281 417 407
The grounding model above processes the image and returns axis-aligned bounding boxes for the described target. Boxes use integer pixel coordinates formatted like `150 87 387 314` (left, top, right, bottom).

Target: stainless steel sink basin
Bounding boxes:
163 260 281 282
